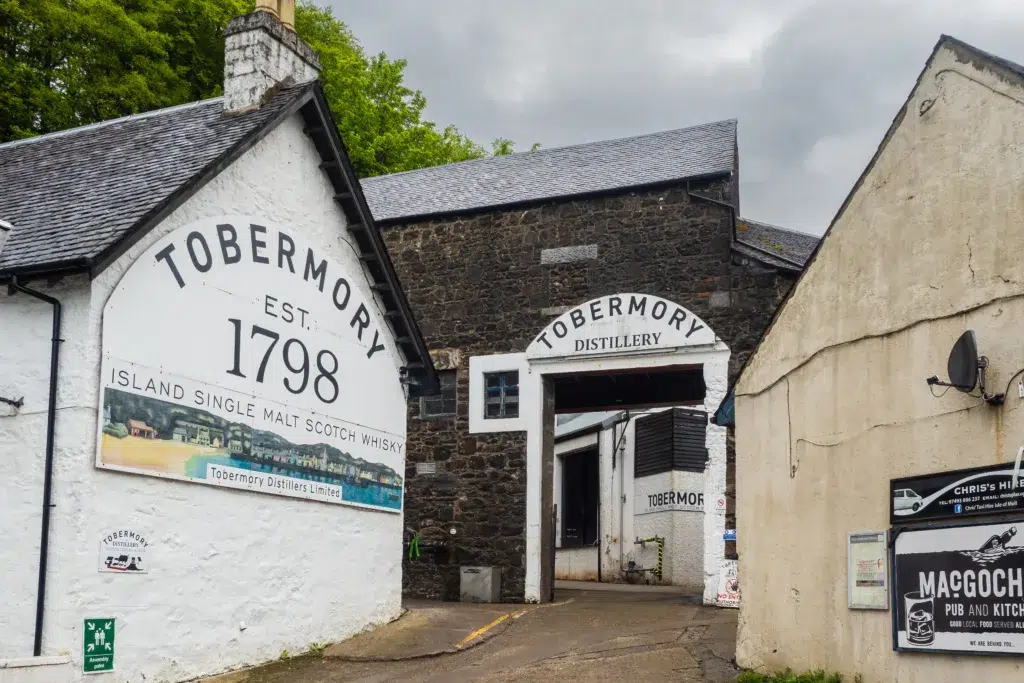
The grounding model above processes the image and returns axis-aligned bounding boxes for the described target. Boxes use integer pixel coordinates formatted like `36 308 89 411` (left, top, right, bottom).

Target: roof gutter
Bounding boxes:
0 258 92 284
6 276 63 657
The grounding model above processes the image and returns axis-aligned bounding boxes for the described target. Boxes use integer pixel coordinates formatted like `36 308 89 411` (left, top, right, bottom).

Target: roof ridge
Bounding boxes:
362 117 738 183
0 97 224 151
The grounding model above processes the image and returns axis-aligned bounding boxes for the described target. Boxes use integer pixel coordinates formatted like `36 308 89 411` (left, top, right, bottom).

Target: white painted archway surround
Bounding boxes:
468 294 731 604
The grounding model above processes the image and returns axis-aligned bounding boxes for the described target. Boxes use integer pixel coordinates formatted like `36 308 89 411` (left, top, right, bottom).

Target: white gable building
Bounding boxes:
0 4 434 681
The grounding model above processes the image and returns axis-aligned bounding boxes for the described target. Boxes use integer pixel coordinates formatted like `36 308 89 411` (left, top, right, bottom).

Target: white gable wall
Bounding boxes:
735 43 1024 682
0 113 407 682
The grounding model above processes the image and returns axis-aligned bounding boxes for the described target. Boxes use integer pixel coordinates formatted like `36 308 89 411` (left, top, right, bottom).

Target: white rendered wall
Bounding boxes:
0 114 407 681
632 467 706 590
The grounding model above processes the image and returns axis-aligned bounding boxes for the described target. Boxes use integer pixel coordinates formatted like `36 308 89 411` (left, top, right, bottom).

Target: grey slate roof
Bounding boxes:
361 119 737 221
734 217 819 270
0 83 312 274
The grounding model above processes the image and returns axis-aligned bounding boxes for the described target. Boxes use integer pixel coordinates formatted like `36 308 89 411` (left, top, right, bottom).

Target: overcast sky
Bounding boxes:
331 1 1024 235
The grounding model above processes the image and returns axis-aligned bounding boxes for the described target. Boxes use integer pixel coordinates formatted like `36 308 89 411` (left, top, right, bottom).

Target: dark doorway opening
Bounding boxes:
551 365 706 413
561 447 599 548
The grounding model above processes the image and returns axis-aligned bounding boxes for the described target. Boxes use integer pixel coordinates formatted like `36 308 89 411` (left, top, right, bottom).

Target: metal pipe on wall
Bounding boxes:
611 413 629 573
8 277 63 657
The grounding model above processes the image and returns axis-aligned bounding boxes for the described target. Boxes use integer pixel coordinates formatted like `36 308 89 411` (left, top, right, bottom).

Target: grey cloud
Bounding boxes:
330 0 1024 234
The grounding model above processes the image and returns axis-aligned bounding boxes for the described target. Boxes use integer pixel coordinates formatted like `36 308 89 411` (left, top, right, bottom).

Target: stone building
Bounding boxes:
735 36 1024 682
0 3 431 681
362 124 819 602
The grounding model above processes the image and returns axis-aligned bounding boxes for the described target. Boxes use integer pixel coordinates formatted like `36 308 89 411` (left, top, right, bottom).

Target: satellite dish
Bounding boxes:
928 330 1004 404
947 330 979 392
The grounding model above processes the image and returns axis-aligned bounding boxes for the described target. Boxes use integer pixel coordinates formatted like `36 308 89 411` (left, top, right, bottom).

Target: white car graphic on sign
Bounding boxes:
893 488 924 512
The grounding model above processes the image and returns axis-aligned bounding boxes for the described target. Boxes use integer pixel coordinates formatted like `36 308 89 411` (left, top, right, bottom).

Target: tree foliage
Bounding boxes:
0 0 538 176
491 138 541 156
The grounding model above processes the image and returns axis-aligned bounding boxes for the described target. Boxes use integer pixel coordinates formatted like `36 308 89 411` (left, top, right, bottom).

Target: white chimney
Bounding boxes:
223 0 320 114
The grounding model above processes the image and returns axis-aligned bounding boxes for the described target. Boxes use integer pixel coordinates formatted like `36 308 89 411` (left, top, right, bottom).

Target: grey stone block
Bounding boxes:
460 566 501 603
709 291 731 308
540 244 598 264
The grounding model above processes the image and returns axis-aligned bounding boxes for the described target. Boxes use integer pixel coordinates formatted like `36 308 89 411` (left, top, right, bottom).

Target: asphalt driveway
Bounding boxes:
209 585 738 683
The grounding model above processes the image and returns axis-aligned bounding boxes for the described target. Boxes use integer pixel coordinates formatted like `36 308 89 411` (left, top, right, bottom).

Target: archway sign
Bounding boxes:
526 293 716 361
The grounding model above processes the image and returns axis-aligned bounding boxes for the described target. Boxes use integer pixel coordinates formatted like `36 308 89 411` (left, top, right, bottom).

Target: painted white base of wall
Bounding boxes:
555 546 599 581
634 470 706 591
0 657 72 683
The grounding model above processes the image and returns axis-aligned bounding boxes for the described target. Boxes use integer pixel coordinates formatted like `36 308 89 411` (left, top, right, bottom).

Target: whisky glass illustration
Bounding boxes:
904 591 935 646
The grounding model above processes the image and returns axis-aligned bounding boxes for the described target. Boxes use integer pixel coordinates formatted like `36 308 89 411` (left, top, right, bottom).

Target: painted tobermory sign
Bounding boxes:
96 216 406 513
635 489 704 515
526 294 716 360
891 463 1024 524
99 529 149 574
84 618 115 673
892 520 1024 656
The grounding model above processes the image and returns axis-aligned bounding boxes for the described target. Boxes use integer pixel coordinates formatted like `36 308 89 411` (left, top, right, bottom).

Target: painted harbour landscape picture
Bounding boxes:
98 387 403 510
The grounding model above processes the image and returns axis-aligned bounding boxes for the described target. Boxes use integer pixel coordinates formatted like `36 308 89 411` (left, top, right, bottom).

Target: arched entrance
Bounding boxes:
467 293 730 604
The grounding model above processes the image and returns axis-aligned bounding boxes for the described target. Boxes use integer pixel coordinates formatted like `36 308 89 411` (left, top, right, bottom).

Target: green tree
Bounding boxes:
0 1 524 177
491 138 542 156
1 0 204 138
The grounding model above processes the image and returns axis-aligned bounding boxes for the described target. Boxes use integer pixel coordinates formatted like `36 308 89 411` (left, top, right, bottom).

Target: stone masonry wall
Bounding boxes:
382 179 796 601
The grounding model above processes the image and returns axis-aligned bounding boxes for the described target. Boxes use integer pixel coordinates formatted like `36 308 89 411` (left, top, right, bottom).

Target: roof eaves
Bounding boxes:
0 256 92 284
555 410 627 443
373 170 734 226
300 84 437 395
731 240 805 272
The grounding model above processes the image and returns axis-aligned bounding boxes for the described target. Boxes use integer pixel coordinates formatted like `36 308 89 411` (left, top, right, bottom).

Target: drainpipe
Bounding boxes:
606 412 630 574
8 276 63 657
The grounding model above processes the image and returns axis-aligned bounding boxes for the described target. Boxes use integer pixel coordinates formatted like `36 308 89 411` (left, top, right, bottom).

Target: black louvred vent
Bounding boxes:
672 408 709 473
634 408 708 477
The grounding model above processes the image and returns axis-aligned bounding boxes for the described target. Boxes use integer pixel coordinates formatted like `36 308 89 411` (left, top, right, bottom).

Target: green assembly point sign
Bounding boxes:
83 618 115 673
